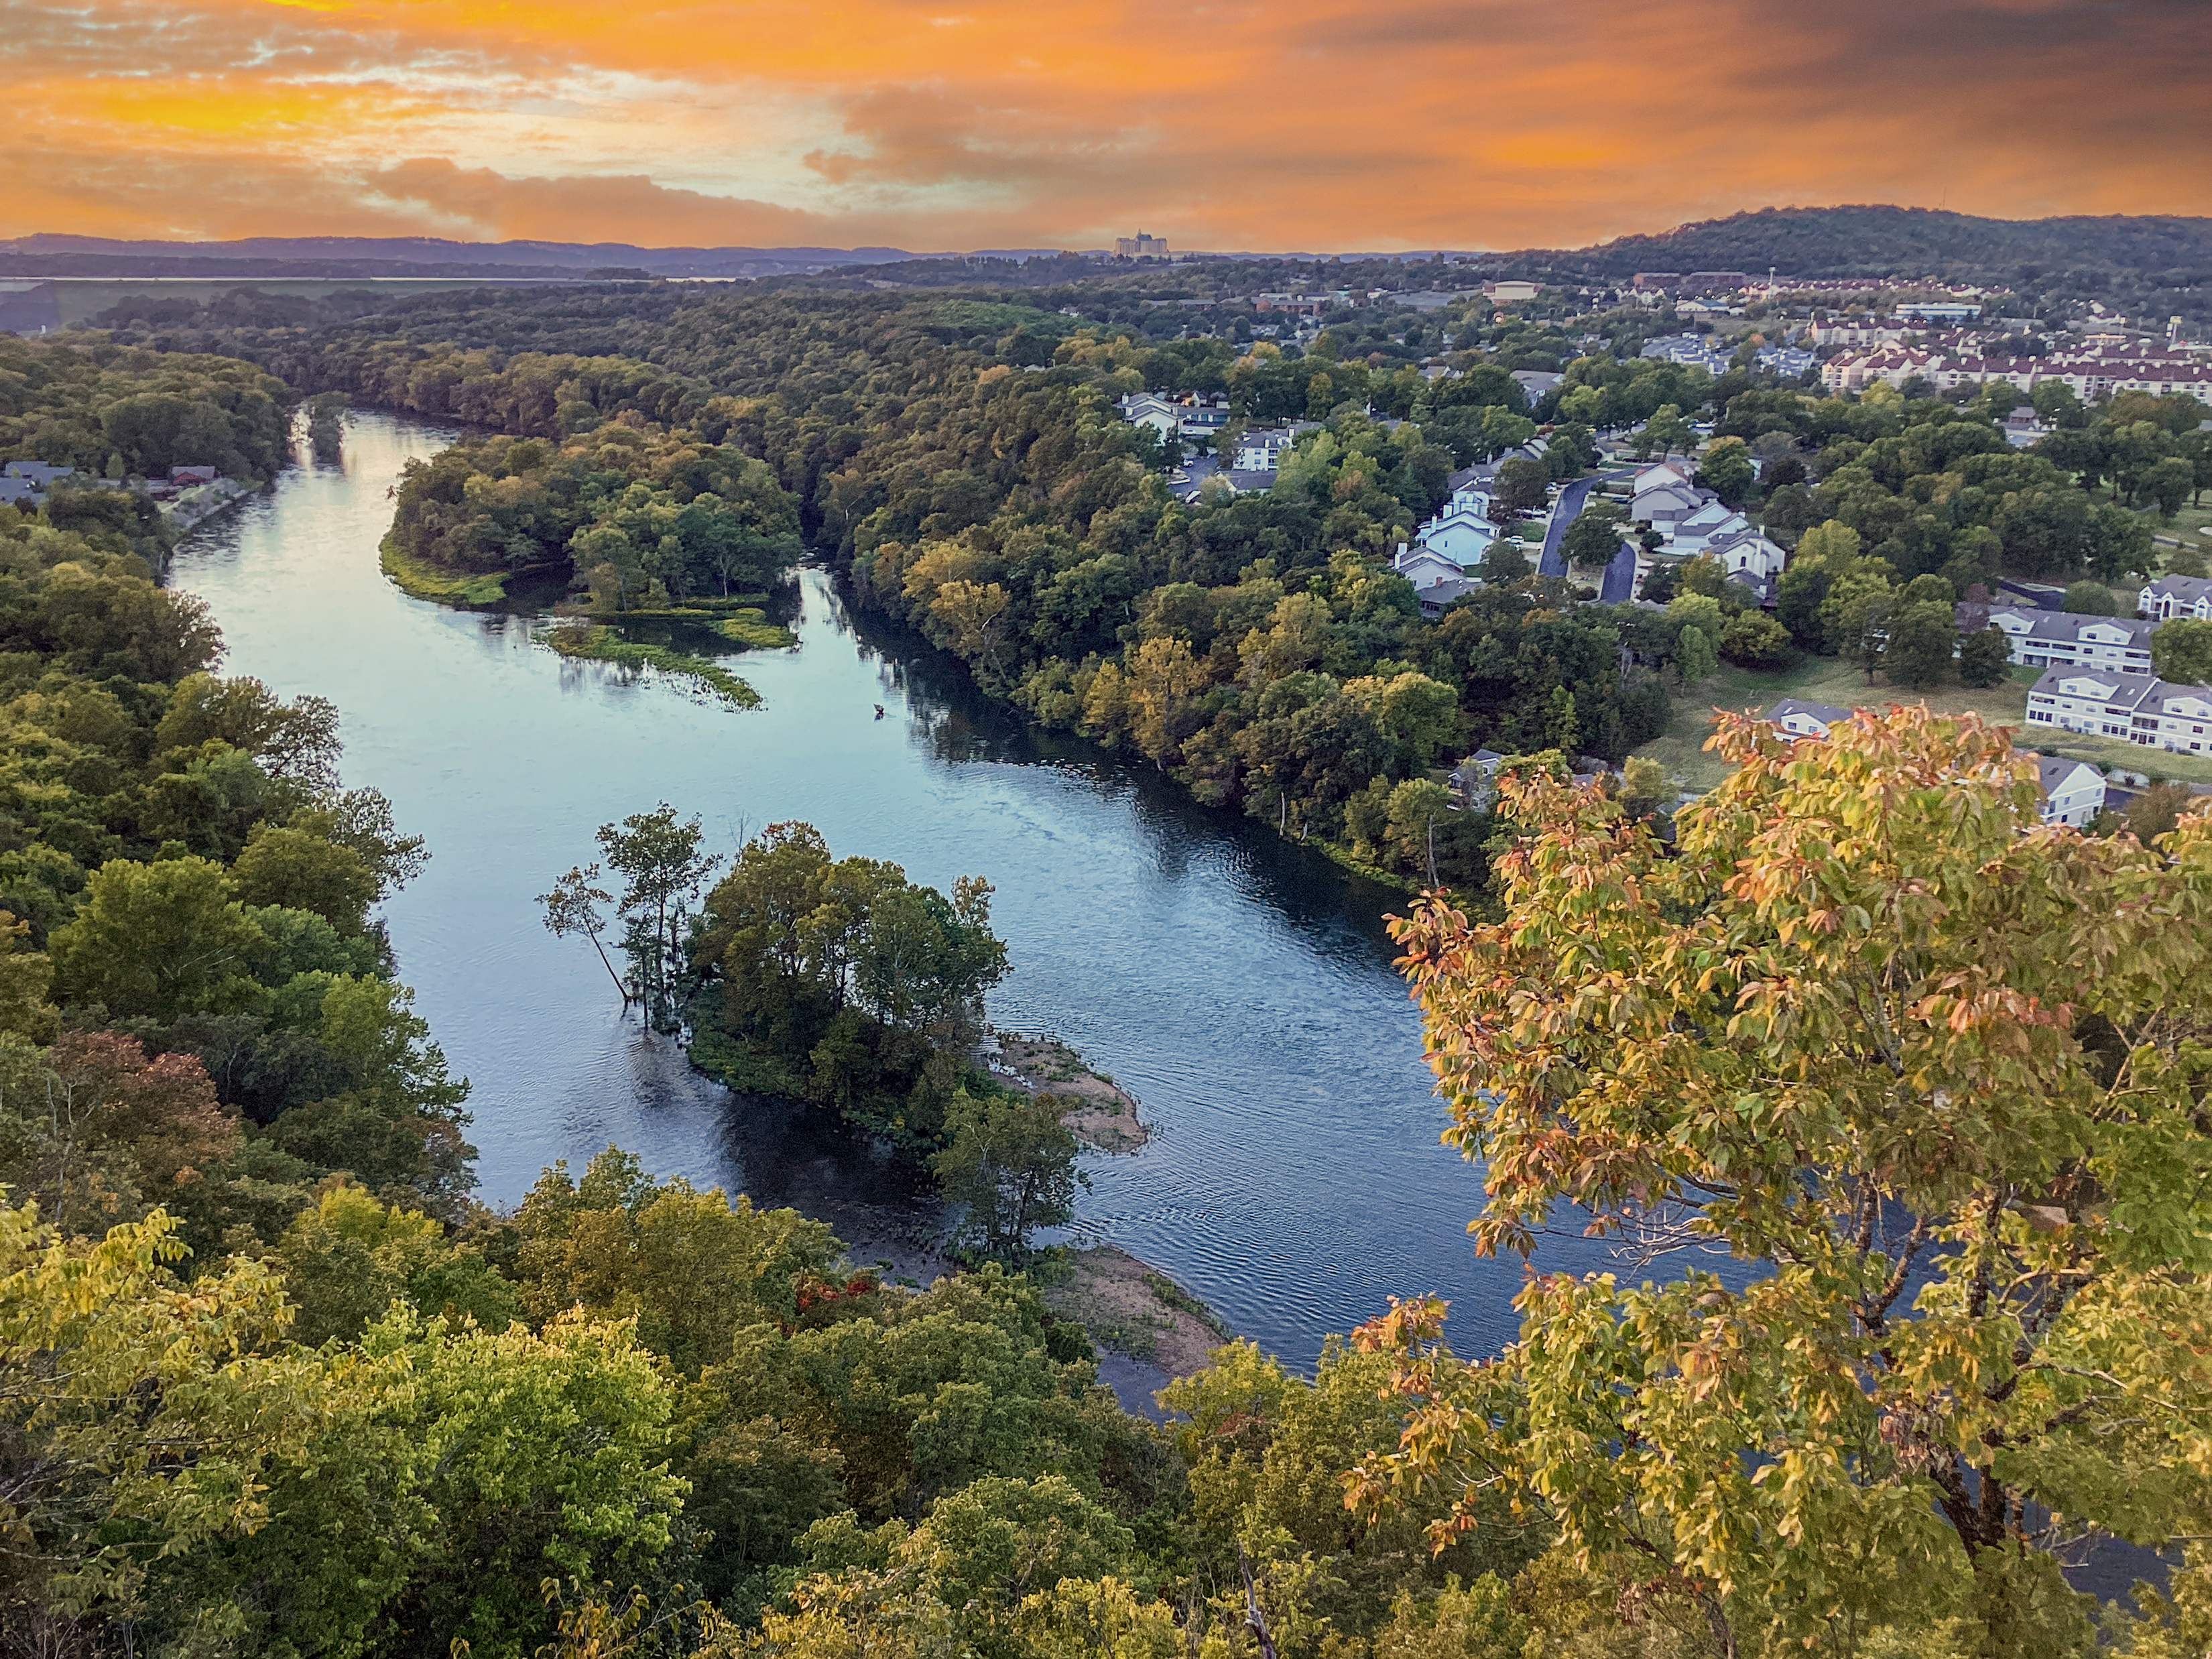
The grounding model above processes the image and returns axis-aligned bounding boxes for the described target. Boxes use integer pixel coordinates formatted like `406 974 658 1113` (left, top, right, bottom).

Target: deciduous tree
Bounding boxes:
1359 708 2212 1654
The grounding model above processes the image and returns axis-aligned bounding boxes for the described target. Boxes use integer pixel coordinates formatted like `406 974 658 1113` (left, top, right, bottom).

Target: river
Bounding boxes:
168 411 1613 1367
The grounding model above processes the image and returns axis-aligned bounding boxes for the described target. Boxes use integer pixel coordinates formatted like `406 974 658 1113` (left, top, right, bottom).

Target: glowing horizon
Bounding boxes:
7 0 2207 254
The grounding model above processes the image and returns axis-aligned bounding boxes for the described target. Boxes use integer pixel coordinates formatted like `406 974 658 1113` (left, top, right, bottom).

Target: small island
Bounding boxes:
986 1028 1150 1151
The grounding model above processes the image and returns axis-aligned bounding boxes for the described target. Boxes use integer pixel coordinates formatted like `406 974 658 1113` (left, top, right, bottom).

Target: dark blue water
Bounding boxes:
169 412 1615 1365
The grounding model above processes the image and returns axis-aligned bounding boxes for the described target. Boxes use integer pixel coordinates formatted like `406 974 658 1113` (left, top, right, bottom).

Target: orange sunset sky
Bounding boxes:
8 0 2209 253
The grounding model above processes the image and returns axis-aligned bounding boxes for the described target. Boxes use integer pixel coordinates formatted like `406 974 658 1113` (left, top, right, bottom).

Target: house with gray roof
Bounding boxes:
1764 698 1854 739
2032 755 2104 826
1966 605 2156 674
2026 666 2212 754
2140 574 2212 622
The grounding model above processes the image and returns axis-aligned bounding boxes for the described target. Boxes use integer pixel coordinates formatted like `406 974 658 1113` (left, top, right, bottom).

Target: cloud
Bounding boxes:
2 0 2207 251
363 160 835 247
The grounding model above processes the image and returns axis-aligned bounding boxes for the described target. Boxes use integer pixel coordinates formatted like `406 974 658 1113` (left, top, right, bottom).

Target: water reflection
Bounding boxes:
167 410 1618 1365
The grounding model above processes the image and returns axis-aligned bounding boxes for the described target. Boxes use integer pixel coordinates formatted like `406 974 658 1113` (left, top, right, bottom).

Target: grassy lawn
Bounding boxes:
2149 499 2212 557
1636 651 2212 792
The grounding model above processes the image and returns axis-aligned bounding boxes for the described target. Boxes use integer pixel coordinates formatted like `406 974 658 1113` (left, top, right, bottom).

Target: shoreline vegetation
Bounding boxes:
377 531 516 605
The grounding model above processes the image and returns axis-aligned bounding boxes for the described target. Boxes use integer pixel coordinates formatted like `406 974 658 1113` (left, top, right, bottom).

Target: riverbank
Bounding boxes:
1040 1244 1234 1381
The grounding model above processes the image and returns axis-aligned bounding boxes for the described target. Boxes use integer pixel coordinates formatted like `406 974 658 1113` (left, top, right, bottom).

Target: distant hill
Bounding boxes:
1481 204 2212 320
1492 205 2212 280
7 207 2209 320
0 235 927 280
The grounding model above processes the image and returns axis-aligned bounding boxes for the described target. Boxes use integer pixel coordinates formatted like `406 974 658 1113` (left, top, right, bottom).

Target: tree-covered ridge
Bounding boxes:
1483 204 2212 324
0 408 474 1253
0 335 292 481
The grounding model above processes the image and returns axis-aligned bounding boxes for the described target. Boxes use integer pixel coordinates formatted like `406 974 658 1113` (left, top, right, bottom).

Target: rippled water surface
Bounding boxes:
170 413 1614 1364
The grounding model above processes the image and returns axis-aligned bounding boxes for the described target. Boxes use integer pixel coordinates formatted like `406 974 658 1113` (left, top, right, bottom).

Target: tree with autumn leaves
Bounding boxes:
1357 706 2212 1655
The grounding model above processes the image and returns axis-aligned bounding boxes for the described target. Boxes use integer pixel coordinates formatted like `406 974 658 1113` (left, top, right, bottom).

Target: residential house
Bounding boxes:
1510 369 1563 402
1705 526 1788 585
1411 492 1500 563
1392 544 1467 587
2002 406 2048 448
1631 477 1708 533
1118 393 1231 439
1966 605 2155 673
2140 574 2212 622
1633 460 1697 492
1764 698 1854 739
2032 755 2105 826
1756 345 1817 377
1414 576 1481 617
1665 500 1752 551
1117 393 1179 436
1449 749 1508 810
2025 666 2212 753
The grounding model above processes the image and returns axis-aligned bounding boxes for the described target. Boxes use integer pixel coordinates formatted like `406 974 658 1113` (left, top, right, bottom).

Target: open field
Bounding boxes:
1632 655 2036 792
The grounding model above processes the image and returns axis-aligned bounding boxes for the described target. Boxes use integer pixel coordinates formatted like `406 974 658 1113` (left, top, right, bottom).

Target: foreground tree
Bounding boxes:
1355 707 2212 1656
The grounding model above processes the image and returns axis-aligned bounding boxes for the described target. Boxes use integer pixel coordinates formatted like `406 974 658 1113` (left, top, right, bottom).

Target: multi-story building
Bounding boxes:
2033 755 2106 826
2025 667 2212 754
1966 605 2156 674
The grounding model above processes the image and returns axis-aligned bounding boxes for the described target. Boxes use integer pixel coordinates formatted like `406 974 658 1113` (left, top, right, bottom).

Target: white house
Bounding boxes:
1118 394 1179 436
1392 544 1467 587
1663 501 1758 554
2140 575 2212 622
1705 527 1789 584
2032 755 2105 826
2024 667 2212 753
1763 698 1854 739
1412 501 1500 563
1632 460 1697 494
1965 606 2156 674
1632 479 1709 532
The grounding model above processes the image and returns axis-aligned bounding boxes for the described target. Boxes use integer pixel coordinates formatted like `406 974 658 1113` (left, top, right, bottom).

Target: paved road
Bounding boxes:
1538 475 1598 576
1597 538 1638 604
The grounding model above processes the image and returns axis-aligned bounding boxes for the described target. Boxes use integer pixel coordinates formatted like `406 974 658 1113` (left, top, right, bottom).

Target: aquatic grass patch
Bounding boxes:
379 535 510 606
543 622 762 709
716 610 798 650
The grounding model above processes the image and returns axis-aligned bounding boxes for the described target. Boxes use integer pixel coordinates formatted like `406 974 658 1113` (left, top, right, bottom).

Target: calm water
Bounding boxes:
169 412 1611 1365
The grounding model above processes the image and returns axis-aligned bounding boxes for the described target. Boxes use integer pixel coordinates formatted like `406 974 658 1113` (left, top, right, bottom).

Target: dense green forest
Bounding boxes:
8 289 2212 1655
115 280 2206 880
0 334 292 481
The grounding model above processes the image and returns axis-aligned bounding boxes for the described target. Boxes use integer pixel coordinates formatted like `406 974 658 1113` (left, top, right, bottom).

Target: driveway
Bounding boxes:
1538 475 1598 576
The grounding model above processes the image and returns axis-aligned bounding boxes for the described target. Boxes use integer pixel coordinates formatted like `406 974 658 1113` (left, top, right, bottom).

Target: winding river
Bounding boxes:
168 412 1615 1367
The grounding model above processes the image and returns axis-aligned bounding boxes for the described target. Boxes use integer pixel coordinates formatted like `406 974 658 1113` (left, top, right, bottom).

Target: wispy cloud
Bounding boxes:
4 0 2205 249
